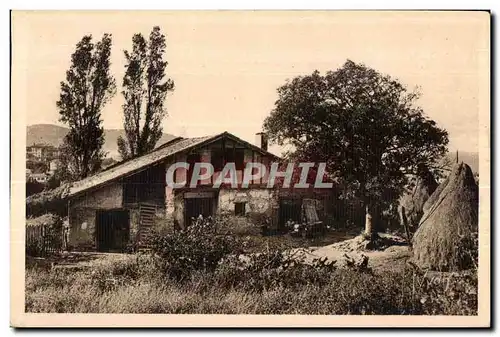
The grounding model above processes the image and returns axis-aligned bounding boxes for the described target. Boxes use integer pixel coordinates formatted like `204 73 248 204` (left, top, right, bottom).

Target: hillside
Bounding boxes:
27 124 176 159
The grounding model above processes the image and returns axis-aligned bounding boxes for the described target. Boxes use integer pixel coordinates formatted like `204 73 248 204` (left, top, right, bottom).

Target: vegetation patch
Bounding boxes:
26 219 477 315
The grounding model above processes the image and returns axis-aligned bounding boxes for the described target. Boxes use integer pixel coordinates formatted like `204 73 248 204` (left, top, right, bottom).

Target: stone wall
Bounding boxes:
68 182 123 249
173 191 185 228
218 188 277 216
164 187 337 231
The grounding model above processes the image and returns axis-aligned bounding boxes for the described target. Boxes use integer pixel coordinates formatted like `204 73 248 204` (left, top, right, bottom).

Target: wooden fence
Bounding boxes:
26 224 63 257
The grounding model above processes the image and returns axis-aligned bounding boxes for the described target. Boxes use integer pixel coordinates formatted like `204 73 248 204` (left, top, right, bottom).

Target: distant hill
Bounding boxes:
27 124 176 160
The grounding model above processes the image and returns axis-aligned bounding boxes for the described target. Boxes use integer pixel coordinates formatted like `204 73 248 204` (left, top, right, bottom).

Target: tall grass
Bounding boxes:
25 253 477 315
26 217 477 315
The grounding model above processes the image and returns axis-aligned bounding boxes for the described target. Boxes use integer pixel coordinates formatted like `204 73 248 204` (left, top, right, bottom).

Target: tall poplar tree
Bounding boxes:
57 34 116 180
118 26 175 160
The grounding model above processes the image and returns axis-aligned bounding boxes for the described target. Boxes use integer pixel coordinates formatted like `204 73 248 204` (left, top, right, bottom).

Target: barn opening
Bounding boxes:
95 209 130 252
278 197 302 230
183 191 217 227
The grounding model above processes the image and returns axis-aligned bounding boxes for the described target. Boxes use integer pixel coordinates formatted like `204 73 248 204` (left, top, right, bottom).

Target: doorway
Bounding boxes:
184 191 216 227
278 198 302 230
95 209 130 252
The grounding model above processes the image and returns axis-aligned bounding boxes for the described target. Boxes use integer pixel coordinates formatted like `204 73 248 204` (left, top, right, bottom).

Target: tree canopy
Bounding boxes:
57 34 116 180
264 60 449 231
118 26 175 160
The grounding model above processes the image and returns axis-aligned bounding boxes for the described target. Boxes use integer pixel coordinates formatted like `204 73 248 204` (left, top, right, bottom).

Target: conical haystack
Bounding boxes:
422 172 450 213
412 162 478 271
399 167 438 229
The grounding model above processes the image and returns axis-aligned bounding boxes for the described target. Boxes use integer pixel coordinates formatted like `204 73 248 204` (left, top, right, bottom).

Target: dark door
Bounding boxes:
279 198 302 230
184 197 214 227
96 210 130 252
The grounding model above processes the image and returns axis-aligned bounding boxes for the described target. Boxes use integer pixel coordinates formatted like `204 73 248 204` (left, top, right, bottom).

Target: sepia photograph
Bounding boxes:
10 10 490 327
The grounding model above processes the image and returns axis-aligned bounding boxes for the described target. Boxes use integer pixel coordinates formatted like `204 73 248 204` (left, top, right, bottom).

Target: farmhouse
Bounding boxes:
66 131 335 251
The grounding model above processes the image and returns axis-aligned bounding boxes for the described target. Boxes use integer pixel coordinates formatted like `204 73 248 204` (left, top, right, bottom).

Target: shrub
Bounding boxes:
26 184 71 217
455 232 478 270
26 181 46 197
214 249 338 292
407 262 478 315
25 253 477 315
86 254 161 292
26 241 45 257
216 213 261 236
148 216 239 280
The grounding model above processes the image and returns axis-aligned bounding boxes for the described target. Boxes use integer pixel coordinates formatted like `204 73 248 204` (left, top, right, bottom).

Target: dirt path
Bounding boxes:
291 233 412 272
27 251 132 270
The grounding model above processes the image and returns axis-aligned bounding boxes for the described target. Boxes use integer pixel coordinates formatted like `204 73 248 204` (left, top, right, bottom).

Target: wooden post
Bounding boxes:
401 206 413 251
252 150 255 185
364 204 373 237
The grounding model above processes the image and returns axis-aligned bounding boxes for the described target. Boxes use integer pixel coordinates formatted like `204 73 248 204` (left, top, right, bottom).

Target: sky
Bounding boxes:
13 11 489 155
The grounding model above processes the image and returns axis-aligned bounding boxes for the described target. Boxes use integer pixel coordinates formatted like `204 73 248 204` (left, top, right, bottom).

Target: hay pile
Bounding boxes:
422 173 450 214
412 162 478 271
399 167 438 229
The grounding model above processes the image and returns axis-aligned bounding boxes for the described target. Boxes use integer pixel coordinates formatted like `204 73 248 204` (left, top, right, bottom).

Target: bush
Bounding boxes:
148 216 239 280
455 232 478 270
26 184 71 217
26 240 45 257
25 255 478 315
25 216 477 315
86 254 161 292
216 213 261 236
26 181 46 197
213 249 339 292
46 174 61 190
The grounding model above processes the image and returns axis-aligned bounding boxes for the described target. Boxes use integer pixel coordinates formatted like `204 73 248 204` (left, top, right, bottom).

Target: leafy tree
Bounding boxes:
263 60 449 237
26 160 48 174
118 26 175 160
57 34 116 180
46 174 61 190
54 142 77 182
26 181 45 197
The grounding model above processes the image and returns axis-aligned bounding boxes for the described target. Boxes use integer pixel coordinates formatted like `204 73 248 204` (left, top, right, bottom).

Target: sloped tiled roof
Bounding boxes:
69 131 280 197
69 135 215 196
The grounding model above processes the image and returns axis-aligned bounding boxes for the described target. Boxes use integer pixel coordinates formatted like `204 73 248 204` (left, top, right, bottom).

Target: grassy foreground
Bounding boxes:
25 253 477 315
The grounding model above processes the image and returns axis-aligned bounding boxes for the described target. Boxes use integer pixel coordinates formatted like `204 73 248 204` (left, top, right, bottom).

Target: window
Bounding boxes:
234 202 246 216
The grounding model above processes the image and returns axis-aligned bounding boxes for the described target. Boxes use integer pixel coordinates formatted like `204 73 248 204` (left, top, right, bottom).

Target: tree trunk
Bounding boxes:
364 203 373 238
400 206 413 251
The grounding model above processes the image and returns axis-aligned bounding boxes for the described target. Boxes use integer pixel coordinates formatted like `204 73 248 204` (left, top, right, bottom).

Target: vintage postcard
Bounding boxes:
10 10 490 327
